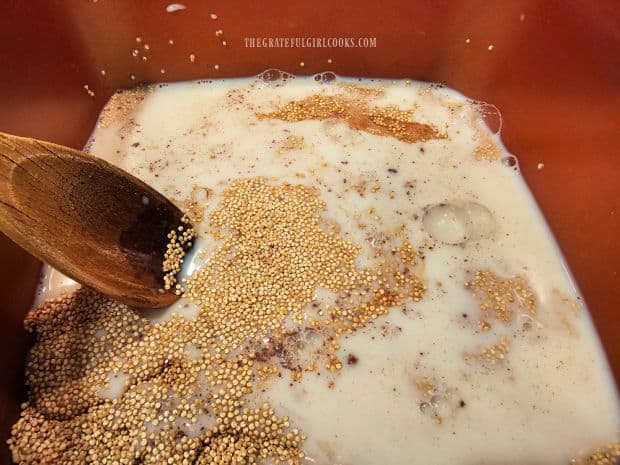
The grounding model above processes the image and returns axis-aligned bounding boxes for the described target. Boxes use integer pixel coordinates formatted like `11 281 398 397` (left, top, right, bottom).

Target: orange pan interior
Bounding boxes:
0 1 618 462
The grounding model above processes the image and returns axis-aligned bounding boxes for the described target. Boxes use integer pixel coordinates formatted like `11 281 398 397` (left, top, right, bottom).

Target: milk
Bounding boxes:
36 74 619 464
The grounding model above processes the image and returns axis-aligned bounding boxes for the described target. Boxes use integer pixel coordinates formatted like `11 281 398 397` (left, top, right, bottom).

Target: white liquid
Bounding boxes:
37 75 618 464
98 371 130 399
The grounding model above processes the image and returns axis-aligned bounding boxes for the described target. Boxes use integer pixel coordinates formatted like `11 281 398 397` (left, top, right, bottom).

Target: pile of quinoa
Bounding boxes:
8 177 426 465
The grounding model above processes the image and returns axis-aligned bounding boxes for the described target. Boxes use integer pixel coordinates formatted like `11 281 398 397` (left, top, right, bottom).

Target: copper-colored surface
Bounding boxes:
0 0 618 462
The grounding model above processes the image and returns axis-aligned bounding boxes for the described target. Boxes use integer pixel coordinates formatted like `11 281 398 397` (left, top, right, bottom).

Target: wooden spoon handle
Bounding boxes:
0 134 73 248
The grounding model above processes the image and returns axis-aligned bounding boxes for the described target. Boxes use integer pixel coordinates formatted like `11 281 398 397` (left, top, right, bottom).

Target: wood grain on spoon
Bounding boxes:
0 132 185 308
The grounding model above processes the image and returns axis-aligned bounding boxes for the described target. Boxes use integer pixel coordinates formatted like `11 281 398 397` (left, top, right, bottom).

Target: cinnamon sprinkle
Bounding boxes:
257 93 446 144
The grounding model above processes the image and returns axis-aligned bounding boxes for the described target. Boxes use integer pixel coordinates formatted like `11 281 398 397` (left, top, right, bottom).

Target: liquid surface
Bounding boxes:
19 74 619 465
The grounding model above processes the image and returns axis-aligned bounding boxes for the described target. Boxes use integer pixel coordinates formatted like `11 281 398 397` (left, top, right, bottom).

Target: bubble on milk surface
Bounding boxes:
469 100 503 135
313 71 337 84
422 201 496 245
502 155 521 172
257 69 296 86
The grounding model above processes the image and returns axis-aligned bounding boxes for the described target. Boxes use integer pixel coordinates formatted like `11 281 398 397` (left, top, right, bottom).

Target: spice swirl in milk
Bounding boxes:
9 75 619 465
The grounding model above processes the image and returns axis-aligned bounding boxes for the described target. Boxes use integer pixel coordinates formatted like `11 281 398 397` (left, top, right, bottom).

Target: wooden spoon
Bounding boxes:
0 132 186 308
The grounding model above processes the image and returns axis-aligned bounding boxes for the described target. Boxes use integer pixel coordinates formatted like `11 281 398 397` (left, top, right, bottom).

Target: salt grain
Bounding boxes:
83 85 95 97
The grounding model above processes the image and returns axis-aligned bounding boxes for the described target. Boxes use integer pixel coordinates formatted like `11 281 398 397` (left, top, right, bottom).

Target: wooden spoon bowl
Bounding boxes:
0 132 184 308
